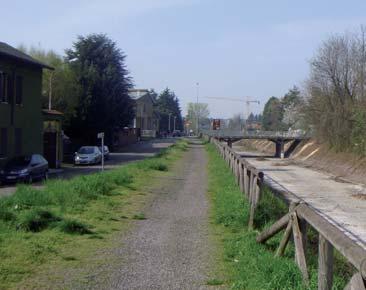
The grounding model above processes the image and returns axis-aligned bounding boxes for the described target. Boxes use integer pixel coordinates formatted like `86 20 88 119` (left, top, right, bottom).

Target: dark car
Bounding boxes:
0 154 49 184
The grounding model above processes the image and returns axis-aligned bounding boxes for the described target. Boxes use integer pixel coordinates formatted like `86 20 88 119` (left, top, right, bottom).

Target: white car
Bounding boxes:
74 146 102 165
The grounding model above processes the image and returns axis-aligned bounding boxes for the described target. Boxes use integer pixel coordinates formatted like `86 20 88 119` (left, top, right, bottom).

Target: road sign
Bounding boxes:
212 119 221 130
97 132 104 139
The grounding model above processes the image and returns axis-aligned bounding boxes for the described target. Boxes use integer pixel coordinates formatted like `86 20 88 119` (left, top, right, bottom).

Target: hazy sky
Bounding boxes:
2 0 366 118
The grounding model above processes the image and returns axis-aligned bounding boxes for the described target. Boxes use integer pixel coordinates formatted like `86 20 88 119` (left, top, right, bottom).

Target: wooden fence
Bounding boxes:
208 136 366 290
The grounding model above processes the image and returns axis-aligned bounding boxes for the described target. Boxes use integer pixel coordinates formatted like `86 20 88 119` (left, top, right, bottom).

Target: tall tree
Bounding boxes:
65 34 134 145
185 103 210 132
155 88 183 132
262 97 285 131
282 86 304 129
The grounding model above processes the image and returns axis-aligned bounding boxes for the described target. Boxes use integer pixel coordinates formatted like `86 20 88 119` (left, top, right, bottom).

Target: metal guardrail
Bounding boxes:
201 129 312 139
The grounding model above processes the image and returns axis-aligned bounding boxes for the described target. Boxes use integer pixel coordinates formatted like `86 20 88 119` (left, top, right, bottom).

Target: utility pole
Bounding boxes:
173 116 176 131
196 82 199 135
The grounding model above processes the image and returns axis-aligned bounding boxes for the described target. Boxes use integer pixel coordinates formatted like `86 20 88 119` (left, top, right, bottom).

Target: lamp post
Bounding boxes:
196 82 199 135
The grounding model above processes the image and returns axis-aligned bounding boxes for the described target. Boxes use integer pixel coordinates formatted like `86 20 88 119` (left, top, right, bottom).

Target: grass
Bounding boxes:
132 213 146 220
0 140 188 289
206 143 350 290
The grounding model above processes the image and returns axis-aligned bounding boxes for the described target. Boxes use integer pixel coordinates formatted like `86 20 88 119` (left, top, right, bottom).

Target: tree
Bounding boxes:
282 86 304 129
305 27 366 152
65 34 134 145
155 88 183 132
228 114 242 130
185 103 210 132
262 97 285 131
18 45 78 127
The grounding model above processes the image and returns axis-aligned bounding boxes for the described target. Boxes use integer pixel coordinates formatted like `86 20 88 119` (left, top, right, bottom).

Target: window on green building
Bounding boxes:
0 128 7 157
0 72 8 103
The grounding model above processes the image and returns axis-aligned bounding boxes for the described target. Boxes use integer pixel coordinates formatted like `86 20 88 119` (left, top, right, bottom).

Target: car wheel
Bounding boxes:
28 175 33 184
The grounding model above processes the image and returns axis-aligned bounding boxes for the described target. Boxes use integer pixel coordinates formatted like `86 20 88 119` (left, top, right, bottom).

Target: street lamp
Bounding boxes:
196 82 199 135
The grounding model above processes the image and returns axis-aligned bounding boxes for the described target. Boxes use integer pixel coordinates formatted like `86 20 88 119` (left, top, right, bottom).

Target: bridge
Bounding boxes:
201 129 312 158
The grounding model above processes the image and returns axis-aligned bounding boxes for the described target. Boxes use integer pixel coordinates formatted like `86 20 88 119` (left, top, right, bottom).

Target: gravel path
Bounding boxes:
94 142 217 289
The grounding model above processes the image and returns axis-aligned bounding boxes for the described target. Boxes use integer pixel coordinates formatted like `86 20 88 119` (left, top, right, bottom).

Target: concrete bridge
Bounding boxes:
201 129 311 158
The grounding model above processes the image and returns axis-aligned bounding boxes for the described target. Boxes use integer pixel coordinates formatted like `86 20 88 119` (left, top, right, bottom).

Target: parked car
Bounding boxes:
74 146 102 165
0 154 49 184
98 145 110 160
172 130 181 137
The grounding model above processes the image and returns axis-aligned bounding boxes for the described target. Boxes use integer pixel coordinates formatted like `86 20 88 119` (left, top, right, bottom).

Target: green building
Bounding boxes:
0 42 53 166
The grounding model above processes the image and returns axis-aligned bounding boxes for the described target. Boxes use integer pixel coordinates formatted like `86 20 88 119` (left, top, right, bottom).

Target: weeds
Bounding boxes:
132 213 146 220
17 209 60 232
59 219 92 235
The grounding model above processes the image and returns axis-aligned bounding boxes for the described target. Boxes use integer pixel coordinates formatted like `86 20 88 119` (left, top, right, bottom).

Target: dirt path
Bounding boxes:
90 142 217 289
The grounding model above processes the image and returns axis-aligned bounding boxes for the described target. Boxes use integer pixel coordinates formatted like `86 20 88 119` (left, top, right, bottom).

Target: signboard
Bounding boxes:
212 119 221 130
97 132 104 139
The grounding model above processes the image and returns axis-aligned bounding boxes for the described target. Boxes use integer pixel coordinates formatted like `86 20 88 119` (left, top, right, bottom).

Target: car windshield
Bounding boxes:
6 156 31 168
78 147 95 154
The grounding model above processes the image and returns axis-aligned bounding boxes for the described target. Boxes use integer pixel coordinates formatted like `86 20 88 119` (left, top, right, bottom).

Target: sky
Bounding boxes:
1 0 366 118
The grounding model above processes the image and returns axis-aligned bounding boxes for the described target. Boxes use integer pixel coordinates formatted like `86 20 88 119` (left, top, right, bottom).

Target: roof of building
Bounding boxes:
0 42 54 70
128 89 156 104
128 89 150 100
42 109 63 115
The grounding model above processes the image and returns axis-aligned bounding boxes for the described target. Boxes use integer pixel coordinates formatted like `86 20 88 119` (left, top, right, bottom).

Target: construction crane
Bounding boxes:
204 96 260 122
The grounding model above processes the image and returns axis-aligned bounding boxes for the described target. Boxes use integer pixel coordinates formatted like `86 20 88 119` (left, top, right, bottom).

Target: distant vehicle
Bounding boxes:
98 145 110 160
74 146 102 165
172 130 181 137
0 154 48 184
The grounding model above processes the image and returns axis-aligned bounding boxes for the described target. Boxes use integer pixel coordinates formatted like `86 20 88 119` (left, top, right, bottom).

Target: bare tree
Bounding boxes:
305 26 366 152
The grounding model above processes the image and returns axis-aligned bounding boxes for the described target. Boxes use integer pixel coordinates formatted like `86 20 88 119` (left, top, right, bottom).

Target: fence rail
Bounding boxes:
201 129 312 139
206 135 366 290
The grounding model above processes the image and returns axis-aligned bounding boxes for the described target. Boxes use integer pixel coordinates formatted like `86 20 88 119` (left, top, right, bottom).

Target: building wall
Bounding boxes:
0 58 43 166
135 95 155 130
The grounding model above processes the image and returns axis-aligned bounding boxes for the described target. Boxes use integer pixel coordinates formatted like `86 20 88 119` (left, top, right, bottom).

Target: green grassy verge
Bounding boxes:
0 140 188 289
206 143 349 290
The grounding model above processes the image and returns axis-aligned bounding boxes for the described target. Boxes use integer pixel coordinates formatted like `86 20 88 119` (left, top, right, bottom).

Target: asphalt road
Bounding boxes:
0 138 176 197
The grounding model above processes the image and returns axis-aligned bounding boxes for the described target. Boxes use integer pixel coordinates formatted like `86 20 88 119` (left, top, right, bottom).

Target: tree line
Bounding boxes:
261 26 366 155
20 34 183 145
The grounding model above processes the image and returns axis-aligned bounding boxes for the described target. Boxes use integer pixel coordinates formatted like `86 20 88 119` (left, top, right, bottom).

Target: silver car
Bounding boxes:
74 146 102 165
98 145 110 160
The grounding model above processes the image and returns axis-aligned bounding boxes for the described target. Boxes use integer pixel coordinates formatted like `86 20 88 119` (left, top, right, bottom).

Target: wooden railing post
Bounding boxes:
248 174 259 229
318 233 334 290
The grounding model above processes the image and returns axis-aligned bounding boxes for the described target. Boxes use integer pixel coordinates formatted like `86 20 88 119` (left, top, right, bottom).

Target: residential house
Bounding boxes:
128 89 159 138
0 42 53 166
